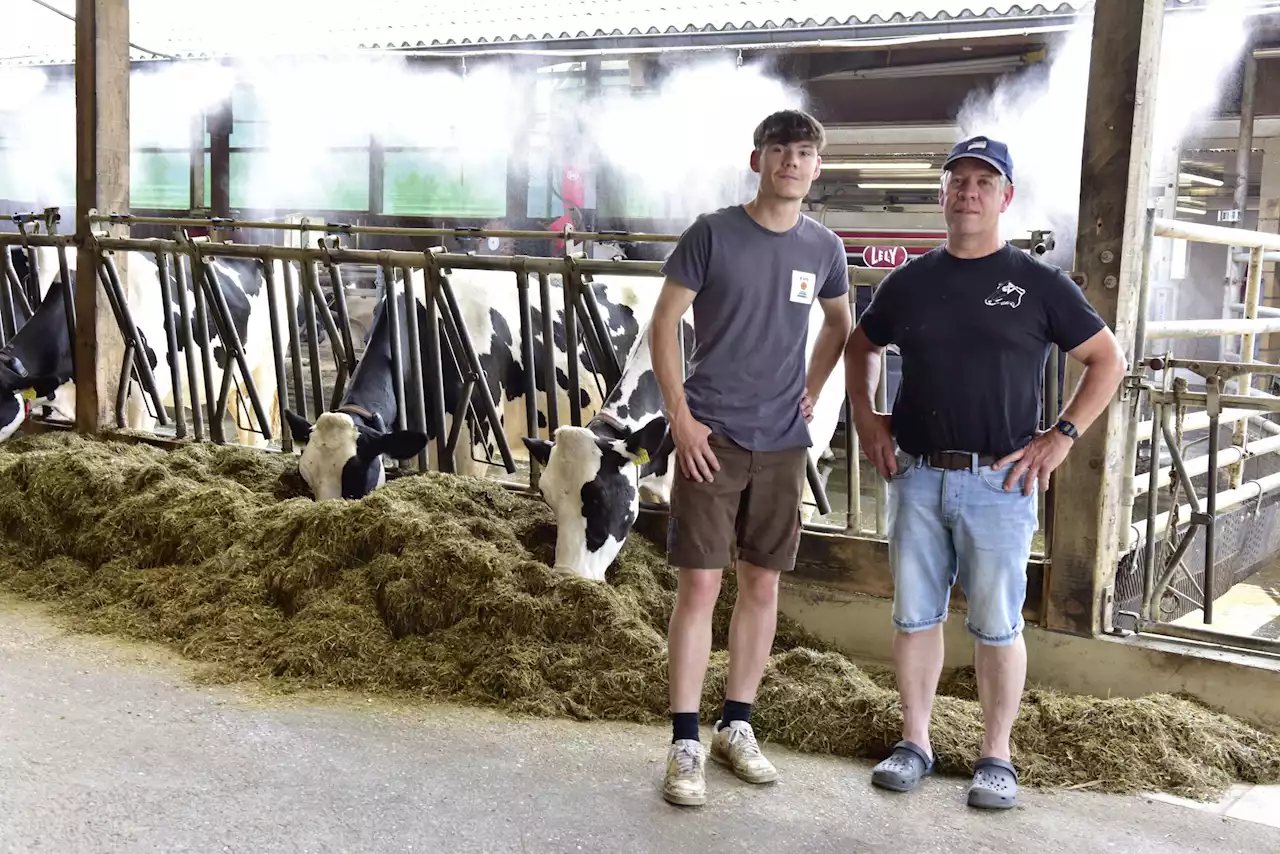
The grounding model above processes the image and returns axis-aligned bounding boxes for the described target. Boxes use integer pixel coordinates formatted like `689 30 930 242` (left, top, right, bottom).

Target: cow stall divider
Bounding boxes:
1111 214 1280 654
65 213 1057 544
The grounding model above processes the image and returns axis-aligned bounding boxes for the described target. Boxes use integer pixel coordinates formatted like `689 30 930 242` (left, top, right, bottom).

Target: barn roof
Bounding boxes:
0 0 1270 67
3 0 1090 66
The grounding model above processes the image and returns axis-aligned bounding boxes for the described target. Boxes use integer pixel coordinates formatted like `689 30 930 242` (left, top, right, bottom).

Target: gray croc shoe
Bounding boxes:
967 757 1019 809
871 740 934 792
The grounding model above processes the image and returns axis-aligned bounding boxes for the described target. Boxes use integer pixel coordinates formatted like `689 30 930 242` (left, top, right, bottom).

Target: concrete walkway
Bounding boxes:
1 597 1277 854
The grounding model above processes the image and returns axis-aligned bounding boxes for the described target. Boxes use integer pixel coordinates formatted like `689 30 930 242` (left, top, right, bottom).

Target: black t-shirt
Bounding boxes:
858 243 1107 459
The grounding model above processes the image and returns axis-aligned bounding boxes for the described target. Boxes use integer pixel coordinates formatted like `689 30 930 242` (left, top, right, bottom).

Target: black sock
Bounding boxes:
672 712 700 743
721 699 752 727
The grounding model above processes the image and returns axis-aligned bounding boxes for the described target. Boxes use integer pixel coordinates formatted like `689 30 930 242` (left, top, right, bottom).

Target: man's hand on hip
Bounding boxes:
672 412 720 483
993 430 1074 495
854 411 896 481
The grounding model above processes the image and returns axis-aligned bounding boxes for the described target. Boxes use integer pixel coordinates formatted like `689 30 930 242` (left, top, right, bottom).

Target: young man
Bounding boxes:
845 136 1126 809
649 109 852 807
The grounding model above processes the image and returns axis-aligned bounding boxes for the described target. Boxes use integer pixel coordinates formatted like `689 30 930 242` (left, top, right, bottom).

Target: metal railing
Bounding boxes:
1118 214 1280 651
4 210 1062 546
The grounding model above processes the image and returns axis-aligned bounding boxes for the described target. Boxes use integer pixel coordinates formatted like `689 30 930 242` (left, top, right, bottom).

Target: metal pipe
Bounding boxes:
196 251 272 442
1153 217 1280 252
1125 459 1280 551
844 396 857 533
1161 413 1203 516
154 253 186 439
447 378 476 459
806 455 832 517
4 256 33 325
538 272 559 436
437 274 518 474
1205 403 1219 626
0 249 21 342
578 275 623 389
187 253 220 442
115 342 136 429
1118 212 1158 549
563 266 583 427
1143 621 1280 657
1136 408 1279 437
1228 301 1280 317
516 270 541 487
55 242 74 374
298 269 347 414
261 261 292 453
100 253 167 426
322 248 358 371
1141 399 1162 621
172 254 205 442
1148 389 1280 412
1232 247 1266 487
300 259 325 419
281 261 308 422
379 261 408 433
1143 317 1280 339
88 213 991 250
399 266 430 473
1231 252 1280 264
1132 430 1280 497
431 285 476 468
875 354 889 536
420 263 451 473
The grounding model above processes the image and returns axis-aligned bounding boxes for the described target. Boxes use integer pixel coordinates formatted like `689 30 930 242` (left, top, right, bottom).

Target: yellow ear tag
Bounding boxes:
635 449 649 465
20 388 36 401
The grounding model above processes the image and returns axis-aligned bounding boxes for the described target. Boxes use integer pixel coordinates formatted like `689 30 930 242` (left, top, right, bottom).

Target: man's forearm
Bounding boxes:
1059 354 1127 437
843 330 883 418
805 315 853 399
651 317 692 424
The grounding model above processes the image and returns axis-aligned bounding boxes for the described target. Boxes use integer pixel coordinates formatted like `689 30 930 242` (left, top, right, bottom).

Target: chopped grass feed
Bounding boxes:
0 432 1274 800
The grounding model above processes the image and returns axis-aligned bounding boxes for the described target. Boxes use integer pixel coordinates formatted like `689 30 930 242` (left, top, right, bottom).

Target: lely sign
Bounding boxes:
862 245 910 268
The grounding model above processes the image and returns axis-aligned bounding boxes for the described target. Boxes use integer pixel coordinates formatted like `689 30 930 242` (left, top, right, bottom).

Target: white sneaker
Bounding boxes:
710 720 778 784
663 739 707 806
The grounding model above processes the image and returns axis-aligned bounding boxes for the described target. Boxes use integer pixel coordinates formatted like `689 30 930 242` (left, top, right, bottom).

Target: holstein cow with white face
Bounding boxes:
521 297 847 581
284 265 664 500
0 244 287 446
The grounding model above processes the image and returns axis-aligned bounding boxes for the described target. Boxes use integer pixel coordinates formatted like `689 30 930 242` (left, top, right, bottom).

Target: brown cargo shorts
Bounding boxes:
666 431 808 573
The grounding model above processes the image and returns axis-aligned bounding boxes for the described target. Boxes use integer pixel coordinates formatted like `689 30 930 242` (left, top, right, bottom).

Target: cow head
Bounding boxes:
285 409 428 501
521 417 669 581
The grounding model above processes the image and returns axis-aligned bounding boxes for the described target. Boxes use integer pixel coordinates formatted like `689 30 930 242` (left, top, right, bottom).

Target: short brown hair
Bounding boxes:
753 109 826 152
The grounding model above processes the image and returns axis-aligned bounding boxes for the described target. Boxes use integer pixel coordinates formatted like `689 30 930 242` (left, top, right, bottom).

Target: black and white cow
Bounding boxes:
283 265 665 500
0 268 76 439
520 297 847 581
0 244 287 446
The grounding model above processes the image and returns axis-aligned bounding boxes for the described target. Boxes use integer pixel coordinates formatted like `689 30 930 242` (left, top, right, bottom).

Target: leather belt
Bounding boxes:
924 451 997 471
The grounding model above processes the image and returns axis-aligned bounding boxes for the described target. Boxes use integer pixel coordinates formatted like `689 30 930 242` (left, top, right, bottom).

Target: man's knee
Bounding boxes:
734 561 781 606
676 568 723 613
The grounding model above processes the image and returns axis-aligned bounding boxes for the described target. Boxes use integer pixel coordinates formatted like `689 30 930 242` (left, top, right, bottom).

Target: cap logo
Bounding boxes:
968 140 988 150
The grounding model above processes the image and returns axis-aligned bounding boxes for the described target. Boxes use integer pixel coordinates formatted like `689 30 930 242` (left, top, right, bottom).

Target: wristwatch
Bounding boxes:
1053 419 1078 440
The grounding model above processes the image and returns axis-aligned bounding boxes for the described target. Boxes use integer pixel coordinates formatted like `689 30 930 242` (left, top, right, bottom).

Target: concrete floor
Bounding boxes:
1 598 1278 854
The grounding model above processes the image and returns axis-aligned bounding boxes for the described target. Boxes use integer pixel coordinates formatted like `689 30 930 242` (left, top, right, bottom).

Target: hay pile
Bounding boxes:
0 433 1275 799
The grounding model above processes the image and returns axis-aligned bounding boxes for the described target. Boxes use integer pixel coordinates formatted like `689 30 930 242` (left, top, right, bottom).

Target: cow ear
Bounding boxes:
284 409 312 444
624 417 668 463
358 430 427 462
522 436 553 467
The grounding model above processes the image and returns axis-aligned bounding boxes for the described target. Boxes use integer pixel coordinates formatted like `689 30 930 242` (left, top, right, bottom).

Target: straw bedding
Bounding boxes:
0 432 1275 800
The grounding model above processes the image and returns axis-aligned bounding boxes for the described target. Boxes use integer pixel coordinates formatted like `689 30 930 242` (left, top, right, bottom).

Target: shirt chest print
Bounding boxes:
984 280 1025 309
790 270 816 304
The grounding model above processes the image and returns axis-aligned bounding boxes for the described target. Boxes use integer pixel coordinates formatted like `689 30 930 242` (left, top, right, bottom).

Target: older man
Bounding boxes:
844 136 1126 809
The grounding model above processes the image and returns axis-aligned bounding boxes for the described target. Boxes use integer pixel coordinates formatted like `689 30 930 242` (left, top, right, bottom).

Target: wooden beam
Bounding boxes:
209 97 232 216
74 0 130 434
1048 0 1165 635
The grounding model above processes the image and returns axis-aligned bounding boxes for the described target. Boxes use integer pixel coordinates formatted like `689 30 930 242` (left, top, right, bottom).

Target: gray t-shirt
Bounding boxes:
661 204 849 452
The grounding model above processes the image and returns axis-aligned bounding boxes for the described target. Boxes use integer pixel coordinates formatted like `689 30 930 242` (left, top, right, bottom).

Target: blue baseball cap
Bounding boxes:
943 135 1014 184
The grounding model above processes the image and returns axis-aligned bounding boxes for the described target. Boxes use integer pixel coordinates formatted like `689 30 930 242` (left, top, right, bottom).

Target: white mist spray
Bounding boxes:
955 0 1250 263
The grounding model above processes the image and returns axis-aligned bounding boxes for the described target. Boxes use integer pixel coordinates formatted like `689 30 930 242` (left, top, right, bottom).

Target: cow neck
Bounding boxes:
338 402 387 433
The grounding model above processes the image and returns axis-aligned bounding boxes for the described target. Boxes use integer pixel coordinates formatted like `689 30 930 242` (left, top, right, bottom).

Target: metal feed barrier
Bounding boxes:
1111 212 1280 654
1 210 1061 543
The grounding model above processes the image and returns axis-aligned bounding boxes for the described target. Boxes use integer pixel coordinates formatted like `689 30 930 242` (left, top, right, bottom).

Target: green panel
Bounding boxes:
131 151 191 210
204 151 212 208
383 150 506 218
229 150 369 211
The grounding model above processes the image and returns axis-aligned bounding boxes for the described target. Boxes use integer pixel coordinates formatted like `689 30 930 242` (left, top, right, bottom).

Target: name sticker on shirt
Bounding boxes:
790 270 816 304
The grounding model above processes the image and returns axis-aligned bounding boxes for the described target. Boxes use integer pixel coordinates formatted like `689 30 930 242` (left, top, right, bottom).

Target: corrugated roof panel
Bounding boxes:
1 1 1095 66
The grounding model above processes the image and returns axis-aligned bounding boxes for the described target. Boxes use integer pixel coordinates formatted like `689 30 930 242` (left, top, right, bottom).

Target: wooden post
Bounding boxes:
1047 0 1165 635
74 0 130 434
1256 138 1280 363
209 97 232 216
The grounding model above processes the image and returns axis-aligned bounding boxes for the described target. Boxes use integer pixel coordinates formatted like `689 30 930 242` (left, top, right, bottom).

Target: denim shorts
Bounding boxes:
886 452 1038 646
